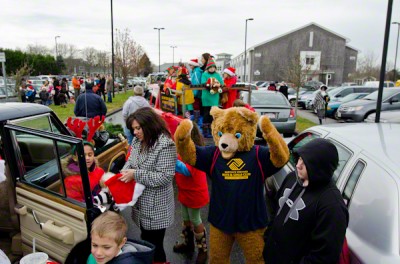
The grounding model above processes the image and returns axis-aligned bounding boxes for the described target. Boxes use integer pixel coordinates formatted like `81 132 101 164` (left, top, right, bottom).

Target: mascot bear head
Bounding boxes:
210 106 258 159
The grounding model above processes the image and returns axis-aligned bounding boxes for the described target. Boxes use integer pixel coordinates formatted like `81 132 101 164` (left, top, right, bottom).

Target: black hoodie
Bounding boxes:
264 138 349 264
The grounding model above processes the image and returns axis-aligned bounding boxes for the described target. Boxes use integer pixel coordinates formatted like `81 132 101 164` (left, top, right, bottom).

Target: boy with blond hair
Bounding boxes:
87 211 155 264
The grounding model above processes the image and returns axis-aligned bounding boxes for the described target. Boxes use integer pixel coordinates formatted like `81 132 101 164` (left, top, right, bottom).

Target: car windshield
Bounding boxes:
363 89 400 101
328 87 343 97
339 93 367 103
246 92 288 105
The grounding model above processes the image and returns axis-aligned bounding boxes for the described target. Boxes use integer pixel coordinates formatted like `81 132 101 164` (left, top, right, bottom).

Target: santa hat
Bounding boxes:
104 173 145 211
0 155 5 183
223 67 236 76
177 66 189 77
205 57 217 70
188 59 200 67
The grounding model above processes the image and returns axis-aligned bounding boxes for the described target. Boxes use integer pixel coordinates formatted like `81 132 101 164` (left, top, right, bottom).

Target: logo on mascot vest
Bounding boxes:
222 158 250 180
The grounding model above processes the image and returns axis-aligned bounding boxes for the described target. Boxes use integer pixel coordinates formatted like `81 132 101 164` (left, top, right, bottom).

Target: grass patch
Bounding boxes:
50 92 132 122
296 116 316 133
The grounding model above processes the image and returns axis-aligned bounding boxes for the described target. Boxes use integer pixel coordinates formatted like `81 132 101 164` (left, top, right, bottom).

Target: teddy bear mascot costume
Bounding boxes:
174 106 289 263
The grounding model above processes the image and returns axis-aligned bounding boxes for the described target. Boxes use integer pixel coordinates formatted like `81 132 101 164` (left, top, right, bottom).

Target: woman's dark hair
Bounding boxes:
200 53 211 71
126 107 171 150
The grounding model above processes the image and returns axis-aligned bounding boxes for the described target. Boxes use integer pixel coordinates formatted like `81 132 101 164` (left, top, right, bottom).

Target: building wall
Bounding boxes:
343 47 358 82
231 24 358 86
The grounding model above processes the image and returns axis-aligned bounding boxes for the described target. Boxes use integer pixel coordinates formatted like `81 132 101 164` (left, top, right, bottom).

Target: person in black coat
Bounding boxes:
74 82 107 118
264 138 349 264
279 82 289 99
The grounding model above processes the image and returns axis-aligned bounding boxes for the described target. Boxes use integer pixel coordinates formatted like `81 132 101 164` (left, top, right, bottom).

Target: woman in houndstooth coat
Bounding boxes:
120 107 177 264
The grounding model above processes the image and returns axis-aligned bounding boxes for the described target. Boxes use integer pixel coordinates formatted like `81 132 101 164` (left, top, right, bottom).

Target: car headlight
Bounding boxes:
348 106 364 111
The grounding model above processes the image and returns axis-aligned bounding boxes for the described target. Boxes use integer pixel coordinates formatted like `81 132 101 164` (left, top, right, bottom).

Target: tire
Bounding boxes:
333 110 340 120
289 99 296 107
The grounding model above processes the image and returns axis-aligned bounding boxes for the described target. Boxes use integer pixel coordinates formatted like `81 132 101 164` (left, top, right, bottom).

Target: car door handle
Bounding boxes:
14 204 27 215
41 220 74 245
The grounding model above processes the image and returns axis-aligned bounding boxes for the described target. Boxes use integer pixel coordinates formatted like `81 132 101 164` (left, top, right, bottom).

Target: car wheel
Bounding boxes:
333 110 340 120
289 99 296 107
283 133 293 138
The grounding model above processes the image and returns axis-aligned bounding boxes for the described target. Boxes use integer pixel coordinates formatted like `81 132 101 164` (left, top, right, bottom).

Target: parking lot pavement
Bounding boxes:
297 109 338 125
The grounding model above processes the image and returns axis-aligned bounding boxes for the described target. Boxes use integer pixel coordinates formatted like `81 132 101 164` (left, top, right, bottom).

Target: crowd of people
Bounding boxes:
19 74 114 108
58 55 346 264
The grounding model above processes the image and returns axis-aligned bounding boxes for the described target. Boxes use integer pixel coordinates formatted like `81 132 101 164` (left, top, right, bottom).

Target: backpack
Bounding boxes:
39 90 49 101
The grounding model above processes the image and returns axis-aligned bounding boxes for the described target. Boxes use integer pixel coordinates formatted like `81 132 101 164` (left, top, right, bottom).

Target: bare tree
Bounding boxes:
26 44 50 55
114 28 144 92
96 51 110 74
280 54 315 116
83 47 97 75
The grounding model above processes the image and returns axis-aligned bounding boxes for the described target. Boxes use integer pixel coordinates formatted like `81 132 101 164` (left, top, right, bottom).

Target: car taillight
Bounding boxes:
289 108 295 118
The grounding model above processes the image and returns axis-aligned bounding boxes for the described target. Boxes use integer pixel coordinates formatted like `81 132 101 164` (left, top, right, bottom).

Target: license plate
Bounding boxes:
337 111 341 117
262 112 276 119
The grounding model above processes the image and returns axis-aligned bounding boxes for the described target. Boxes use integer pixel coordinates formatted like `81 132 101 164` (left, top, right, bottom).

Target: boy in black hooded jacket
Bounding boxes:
264 138 349 264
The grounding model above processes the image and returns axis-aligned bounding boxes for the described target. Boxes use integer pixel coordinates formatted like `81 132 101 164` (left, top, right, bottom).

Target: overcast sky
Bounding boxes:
1 0 399 67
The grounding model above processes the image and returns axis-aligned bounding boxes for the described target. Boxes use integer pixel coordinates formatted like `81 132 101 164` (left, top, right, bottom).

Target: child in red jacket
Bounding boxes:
62 141 104 202
173 124 209 264
222 67 238 109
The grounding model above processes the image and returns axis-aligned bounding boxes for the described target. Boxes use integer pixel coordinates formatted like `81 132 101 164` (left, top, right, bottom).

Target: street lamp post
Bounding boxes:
111 0 115 99
55 35 60 59
170 45 177 66
154 27 165 72
392 22 400 82
244 18 254 82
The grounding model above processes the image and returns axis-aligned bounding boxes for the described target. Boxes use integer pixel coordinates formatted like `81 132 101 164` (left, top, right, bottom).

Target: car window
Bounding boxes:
7 127 89 206
343 160 365 207
288 132 320 166
10 114 61 134
389 93 400 102
249 92 289 105
330 141 352 182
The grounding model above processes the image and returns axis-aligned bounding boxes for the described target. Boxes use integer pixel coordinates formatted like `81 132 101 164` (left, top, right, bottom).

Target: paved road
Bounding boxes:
297 108 338 125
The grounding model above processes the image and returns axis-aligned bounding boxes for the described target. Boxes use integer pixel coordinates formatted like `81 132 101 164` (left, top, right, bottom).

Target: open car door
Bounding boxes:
3 124 96 263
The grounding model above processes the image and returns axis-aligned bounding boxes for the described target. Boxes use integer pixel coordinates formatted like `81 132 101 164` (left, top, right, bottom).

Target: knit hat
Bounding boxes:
166 66 175 73
133 85 144 96
104 172 145 210
205 57 217 70
223 67 236 76
188 59 200 67
177 66 189 77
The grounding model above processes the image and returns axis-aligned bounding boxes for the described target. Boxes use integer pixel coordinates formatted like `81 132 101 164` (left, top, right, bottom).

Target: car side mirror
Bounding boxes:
390 98 399 104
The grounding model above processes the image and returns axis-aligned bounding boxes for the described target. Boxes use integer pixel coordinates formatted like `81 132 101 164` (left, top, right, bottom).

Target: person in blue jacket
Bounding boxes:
74 81 107 118
188 58 204 133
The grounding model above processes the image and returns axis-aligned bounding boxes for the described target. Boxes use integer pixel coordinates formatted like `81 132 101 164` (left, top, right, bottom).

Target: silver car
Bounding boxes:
271 123 400 263
240 90 296 137
337 88 400 122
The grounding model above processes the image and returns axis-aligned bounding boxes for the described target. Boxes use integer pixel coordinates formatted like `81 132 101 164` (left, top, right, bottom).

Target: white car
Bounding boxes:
271 123 400 263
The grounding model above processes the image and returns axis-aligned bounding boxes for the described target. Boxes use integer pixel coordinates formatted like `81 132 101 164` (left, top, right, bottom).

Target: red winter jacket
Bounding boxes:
64 167 104 202
175 157 209 208
222 76 238 109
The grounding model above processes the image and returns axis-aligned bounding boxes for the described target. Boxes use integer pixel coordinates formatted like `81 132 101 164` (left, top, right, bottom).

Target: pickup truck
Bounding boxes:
0 103 129 263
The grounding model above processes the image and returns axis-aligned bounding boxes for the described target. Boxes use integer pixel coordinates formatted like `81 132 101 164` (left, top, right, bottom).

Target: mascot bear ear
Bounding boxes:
210 106 224 120
237 107 259 126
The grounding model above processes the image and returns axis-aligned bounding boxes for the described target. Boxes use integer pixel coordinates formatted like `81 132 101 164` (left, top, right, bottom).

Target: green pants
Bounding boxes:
181 205 202 227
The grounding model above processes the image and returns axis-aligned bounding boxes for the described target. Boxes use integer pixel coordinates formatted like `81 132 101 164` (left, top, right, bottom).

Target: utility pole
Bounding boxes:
154 28 165 72
244 18 254 82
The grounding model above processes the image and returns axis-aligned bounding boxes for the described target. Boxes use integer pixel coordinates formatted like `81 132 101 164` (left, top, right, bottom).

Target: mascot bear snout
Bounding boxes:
219 133 239 159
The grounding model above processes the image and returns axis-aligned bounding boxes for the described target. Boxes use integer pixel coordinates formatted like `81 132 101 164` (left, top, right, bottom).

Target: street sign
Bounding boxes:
254 70 260 76
0 52 5 62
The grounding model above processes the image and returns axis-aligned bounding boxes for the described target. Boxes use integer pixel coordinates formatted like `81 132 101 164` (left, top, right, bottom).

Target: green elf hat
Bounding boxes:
206 57 216 70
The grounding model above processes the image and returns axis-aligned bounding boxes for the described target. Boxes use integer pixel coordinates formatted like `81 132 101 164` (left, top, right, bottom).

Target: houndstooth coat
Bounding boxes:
122 133 177 230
